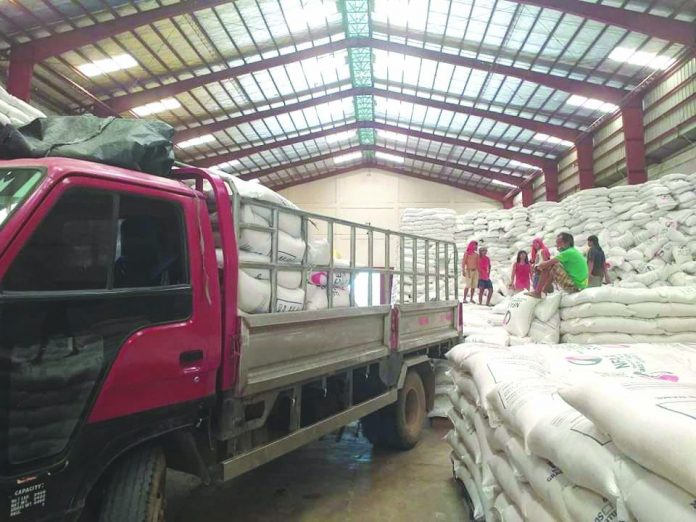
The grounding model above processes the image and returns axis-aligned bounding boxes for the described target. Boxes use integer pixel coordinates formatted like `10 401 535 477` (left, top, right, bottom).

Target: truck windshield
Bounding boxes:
0 168 43 229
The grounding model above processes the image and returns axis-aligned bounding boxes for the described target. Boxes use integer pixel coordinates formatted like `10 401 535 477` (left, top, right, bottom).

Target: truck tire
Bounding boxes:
97 444 166 522
362 370 426 450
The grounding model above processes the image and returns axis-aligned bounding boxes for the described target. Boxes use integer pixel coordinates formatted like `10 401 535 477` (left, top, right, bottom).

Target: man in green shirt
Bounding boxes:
528 232 588 298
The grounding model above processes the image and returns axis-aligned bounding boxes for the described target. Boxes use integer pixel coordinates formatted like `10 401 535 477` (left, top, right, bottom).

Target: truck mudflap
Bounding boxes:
0 399 210 522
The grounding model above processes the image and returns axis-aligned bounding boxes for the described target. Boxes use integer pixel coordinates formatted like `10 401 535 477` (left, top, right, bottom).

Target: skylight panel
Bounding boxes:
77 54 137 77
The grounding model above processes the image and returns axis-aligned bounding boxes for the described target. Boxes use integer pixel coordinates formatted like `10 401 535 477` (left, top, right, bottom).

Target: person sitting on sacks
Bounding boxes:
530 237 551 289
477 246 494 306
586 234 611 288
462 240 479 303
528 232 588 298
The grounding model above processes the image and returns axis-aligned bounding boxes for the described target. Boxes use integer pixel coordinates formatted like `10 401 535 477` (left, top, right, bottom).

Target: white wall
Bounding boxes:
279 167 501 265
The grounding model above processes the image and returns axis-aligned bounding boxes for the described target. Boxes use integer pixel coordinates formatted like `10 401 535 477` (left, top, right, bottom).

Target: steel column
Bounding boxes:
521 186 534 207
621 98 648 185
575 137 595 190
543 163 559 202
6 47 34 101
502 197 514 209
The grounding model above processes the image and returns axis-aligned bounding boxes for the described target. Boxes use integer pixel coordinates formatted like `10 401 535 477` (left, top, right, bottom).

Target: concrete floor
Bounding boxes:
167 422 469 522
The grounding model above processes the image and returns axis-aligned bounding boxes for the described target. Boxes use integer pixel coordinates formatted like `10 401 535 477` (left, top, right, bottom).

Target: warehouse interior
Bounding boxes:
1 1 696 522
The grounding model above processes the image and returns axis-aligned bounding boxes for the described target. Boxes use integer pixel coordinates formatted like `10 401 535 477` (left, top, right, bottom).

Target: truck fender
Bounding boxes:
397 356 435 412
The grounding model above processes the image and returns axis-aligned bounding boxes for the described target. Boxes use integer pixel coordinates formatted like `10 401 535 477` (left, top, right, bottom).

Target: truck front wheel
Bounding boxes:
363 369 426 450
97 444 166 522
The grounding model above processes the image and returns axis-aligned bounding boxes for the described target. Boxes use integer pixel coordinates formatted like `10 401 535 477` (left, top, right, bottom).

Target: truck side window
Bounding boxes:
2 189 188 292
114 194 188 288
3 190 113 291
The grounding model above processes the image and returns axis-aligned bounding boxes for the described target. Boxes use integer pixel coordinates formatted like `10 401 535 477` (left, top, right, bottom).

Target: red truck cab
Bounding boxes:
0 158 222 521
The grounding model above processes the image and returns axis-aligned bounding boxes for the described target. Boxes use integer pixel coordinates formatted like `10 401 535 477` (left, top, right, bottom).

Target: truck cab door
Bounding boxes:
0 175 220 481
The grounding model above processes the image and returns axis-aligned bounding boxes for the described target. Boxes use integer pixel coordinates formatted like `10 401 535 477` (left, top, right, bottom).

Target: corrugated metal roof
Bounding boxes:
0 0 693 194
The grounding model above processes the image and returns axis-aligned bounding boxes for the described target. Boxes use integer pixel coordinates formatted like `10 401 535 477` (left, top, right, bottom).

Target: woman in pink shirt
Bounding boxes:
510 250 532 293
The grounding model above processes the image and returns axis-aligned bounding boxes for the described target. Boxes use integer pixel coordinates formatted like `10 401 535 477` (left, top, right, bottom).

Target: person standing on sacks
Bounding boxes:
586 234 610 287
462 240 479 303
510 250 532 293
528 232 588 298
477 247 493 306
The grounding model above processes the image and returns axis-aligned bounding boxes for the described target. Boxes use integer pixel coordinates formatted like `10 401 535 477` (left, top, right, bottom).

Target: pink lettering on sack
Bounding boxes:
418 316 430 326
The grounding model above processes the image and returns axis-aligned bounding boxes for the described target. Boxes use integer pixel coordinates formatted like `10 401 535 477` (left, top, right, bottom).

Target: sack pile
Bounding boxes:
455 209 528 293
0 86 46 126
304 239 352 311
213 174 307 313
460 294 563 347
395 208 457 303
559 286 696 344
455 173 696 291
445 341 696 521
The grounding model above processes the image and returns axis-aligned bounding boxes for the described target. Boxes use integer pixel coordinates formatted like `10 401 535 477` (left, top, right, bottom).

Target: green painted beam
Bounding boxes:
341 0 375 144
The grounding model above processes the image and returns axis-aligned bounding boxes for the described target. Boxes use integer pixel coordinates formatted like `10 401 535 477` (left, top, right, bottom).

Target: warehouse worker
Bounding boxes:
477 247 493 306
510 250 532 293
530 237 550 289
587 235 610 287
528 232 588 298
462 240 479 303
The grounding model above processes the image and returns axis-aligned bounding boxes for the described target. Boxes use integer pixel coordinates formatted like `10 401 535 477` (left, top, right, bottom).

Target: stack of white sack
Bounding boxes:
456 208 529 297
445 341 696 522
395 208 457 303
213 174 307 313
455 173 696 290
0 85 46 126
459 293 562 348
559 286 696 344
304 239 352 311
430 358 457 418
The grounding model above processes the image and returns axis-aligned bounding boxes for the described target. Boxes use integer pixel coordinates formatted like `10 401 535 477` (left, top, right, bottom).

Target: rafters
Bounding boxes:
6 0 234 99
268 160 506 201
237 143 525 187
192 120 555 170
364 39 628 104
174 85 581 145
99 36 630 115
238 146 363 181
104 40 350 114
509 0 695 47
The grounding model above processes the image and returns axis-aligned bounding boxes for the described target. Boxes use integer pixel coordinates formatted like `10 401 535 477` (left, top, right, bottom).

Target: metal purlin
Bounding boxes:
341 0 376 149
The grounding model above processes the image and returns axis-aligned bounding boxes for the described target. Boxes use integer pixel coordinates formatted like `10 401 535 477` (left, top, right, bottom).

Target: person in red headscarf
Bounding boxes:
530 237 551 291
462 240 479 303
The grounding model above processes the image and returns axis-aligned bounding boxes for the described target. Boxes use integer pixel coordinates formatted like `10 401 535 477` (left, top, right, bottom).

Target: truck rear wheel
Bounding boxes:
97 444 166 522
363 369 426 450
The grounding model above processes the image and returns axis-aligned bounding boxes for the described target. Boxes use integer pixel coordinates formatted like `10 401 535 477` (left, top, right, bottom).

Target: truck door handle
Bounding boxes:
180 350 204 365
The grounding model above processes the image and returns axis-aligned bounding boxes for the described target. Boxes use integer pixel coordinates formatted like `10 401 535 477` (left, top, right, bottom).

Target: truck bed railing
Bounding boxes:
223 180 459 311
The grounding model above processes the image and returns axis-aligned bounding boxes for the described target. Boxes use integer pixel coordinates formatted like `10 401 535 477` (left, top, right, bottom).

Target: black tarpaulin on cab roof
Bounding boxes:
0 115 175 177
